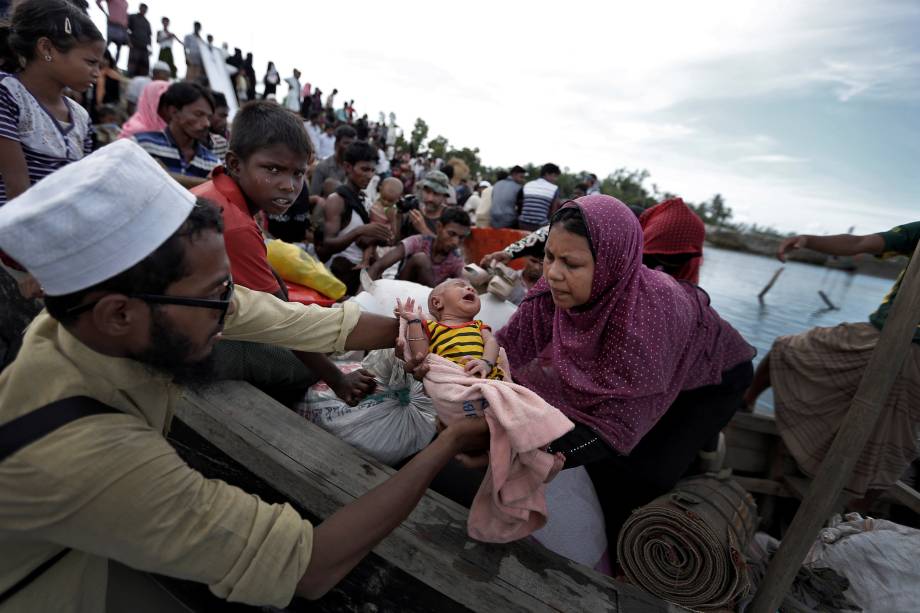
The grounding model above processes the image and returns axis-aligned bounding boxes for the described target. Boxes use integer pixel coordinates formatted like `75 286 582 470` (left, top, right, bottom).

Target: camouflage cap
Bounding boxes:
419 170 451 195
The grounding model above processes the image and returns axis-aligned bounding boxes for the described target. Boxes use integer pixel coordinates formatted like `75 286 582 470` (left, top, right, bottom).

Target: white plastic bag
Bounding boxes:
351 273 519 330
297 349 437 466
532 467 610 572
803 513 920 612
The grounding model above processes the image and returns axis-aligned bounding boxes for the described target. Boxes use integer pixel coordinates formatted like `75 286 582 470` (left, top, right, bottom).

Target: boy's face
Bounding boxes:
227 144 309 216
429 279 480 320
344 160 376 190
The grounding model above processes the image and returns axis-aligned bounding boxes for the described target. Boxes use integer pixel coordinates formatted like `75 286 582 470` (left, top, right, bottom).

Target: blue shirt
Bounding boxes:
132 129 219 178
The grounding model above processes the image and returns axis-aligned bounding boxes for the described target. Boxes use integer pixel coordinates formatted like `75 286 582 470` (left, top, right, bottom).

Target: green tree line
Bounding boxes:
397 117 782 233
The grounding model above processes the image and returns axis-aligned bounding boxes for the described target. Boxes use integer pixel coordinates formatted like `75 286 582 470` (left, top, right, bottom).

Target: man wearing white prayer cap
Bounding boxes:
0 140 487 611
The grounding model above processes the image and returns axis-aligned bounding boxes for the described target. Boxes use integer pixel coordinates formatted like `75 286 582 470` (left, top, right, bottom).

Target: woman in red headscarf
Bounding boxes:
639 197 706 283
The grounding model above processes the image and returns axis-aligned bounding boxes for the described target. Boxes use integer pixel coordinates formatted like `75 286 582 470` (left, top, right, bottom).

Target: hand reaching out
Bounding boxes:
394 297 420 321
480 250 511 268
777 235 807 262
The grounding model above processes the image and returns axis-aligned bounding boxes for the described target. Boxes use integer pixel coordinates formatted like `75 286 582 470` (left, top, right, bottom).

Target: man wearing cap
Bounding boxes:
489 165 526 229
0 140 487 611
124 60 171 116
401 169 451 239
463 180 491 217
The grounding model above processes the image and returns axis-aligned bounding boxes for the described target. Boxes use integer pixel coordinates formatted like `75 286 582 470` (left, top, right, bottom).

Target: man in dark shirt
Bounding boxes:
127 3 152 77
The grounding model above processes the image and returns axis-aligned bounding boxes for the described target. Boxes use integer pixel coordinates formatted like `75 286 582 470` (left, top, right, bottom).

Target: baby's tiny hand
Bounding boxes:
394 297 419 321
464 359 490 378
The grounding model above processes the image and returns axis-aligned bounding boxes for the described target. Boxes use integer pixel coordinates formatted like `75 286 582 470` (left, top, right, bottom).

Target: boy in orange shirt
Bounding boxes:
192 101 374 406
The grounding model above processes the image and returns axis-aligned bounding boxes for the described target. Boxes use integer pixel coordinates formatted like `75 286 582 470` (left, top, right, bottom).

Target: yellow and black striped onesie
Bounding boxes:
425 319 503 379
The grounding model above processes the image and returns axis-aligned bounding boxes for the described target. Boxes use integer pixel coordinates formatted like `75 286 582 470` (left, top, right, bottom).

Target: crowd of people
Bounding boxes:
0 0 918 611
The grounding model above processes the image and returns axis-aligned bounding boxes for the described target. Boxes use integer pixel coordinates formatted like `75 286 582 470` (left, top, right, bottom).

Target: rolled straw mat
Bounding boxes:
617 476 757 610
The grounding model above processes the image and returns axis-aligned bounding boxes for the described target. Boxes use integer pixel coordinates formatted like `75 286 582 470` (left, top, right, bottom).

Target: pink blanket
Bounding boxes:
399 316 573 541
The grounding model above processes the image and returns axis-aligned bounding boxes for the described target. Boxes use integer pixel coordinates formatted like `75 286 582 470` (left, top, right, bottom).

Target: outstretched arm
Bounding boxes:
344 312 400 350
367 243 406 281
295 417 489 599
777 233 885 262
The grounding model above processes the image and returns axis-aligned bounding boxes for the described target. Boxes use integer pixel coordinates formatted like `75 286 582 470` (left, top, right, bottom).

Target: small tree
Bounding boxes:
427 135 450 160
410 118 429 155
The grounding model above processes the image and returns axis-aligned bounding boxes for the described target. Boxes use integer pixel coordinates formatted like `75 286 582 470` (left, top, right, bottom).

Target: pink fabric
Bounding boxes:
423 354 572 542
119 81 169 139
495 195 754 455
399 318 573 542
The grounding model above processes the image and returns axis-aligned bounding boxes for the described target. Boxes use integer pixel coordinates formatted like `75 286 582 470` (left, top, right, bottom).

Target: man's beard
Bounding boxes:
132 309 217 386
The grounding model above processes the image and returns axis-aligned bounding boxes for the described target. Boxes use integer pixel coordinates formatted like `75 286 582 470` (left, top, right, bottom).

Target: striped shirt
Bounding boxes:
132 129 220 178
426 319 503 379
0 73 93 206
519 177 559 227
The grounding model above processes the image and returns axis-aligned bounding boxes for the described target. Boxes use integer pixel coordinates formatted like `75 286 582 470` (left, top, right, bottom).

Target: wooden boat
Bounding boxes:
157 384 920 612
161 381 680 612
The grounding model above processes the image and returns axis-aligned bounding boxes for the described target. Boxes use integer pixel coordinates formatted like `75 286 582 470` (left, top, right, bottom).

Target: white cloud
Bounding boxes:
93 0 919 234
739 155 809 164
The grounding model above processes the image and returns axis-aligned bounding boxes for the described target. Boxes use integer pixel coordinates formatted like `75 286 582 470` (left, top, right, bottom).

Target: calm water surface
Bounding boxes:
698 247 894 412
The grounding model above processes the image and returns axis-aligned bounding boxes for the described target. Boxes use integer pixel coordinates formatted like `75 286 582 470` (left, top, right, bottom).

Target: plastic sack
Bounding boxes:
532 467 611 574
266 239 346 300
296 349 437 466
803 513 920 612
351 272 519 331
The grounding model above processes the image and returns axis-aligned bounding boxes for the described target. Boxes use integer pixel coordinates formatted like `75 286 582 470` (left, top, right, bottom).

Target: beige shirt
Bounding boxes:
475 186 494 228
0 287 361 612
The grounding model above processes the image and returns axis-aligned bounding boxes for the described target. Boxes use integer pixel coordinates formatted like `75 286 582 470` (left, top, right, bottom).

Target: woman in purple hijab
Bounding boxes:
494 195 755 547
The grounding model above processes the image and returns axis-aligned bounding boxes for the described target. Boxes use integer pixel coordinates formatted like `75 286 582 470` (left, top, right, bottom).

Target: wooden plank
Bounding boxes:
168 421 472 612
725 447 769 474
882 481 920 515
176 382 678 613
750 240 920 612
728 411 778 436
733 476 794 499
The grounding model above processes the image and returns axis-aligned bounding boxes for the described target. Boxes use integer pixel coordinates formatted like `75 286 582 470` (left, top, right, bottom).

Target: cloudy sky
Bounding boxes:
95 0 919 234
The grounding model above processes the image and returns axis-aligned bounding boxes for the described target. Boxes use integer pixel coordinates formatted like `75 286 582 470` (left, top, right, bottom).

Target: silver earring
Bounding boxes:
44 55 52 62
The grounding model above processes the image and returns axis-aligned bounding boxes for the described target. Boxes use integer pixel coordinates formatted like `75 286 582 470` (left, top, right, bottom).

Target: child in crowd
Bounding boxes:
191 100 375 406
0 0 105 298
92 105 123 148
0 0 104 206
359 176 403 269
395 281 503 380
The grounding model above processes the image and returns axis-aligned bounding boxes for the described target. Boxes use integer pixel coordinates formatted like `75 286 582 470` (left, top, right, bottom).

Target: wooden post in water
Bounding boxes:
749 241 920 612
757 267 784 301
817 290 837 310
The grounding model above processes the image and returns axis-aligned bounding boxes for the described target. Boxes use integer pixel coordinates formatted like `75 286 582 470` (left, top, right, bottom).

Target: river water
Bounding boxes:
698 246 895 412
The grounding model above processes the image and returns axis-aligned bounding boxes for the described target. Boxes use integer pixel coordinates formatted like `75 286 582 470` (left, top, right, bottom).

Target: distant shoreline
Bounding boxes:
705 227 904 280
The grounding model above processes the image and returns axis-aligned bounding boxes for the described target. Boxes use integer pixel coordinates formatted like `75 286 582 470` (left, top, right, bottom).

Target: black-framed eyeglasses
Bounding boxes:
66 277 235 325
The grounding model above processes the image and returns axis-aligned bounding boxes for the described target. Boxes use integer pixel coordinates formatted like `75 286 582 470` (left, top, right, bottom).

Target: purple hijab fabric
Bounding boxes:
495 195 754 454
